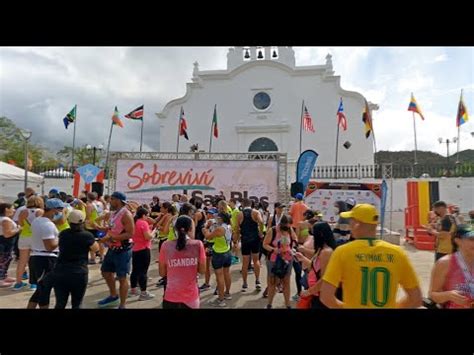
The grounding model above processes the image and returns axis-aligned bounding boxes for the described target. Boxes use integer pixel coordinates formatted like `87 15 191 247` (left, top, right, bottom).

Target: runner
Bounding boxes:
159 215 206 308
428 224 474 309
155 201 178 288
86 192 105 264
27 198 63 309
53 210 99 309
289 193 309 229
425 201 457 261
236 198 264 292
332 200 351 245
13 196 44 290
295 221 336 309
178 202 196 239
228 198 240 265
150 196 161 216
320 203 423 308
292 209 319 301
0 203 21 288
198 207 217 293
202 212 233 307
129 206 155 300
97 191 135 309
262 214 297 309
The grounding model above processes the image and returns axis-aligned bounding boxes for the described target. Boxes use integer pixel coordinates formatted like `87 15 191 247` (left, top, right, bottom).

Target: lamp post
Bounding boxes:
438 137 457 176
86 144 104 166
19 129 32 192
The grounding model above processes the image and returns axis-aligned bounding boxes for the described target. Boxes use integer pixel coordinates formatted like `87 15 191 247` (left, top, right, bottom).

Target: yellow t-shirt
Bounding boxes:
322 238 420 308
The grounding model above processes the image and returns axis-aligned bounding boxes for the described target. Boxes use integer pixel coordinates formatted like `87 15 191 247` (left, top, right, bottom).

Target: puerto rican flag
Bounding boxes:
73 164 104 197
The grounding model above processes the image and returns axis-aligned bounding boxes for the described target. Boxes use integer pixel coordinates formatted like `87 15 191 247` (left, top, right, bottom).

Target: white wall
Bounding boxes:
158 60 374 167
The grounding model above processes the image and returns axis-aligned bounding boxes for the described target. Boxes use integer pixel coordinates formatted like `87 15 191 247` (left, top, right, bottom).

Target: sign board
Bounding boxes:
115 159 279 205
304 180 382 223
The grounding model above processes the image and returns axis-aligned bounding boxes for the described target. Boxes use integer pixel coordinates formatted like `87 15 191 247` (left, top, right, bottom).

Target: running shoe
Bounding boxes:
224 292 232 300
265 304 273 309
198 283 211 292
97 295 120 308
156 278 166 287
29 284 37 291
22 272 28 280
12 282 28 291
292 294 300 302
128 288 139 298
241 283 248 292
208 298 227 308
138 291 155 301
255 280 262 291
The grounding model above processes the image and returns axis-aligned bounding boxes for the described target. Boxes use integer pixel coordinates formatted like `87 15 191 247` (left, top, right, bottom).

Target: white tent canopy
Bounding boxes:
0 161 44 184
39 167 73 178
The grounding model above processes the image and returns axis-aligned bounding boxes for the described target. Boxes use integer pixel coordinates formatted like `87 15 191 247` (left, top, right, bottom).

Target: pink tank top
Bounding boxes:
308 256 321 290
109 207 129 248
444 253 474 309
270 227 293 263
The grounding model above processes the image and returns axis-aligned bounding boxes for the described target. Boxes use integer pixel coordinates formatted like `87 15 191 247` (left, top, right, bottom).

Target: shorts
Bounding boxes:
101 248 132 278
211 251 232 270
18 237 32 250
241 238 260 256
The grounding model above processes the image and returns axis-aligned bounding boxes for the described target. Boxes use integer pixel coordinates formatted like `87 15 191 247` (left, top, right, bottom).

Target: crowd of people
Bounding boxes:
0 187 473 309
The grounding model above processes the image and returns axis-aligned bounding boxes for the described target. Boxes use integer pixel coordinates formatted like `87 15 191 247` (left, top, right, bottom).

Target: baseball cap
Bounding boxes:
340 203 379 225
456 224 474 239
45 198 65 210
68 210 86 224
345 198 356 208
295 193 304 200
207 207 218 215
274 202 286 209
49 188 60 195
111 191 127 203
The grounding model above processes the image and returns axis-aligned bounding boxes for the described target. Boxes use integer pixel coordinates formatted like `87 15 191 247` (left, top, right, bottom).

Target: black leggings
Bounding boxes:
0 236 15 280
163 299 191 309
28 256 57 306
54 271 88 309
293 260 303 295
131 248 151 291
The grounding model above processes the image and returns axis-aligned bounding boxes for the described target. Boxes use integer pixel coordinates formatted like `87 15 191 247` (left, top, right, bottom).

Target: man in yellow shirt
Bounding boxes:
320 204 422 309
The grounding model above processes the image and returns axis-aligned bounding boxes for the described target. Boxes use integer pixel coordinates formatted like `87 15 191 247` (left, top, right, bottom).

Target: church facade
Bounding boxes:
156 47 376 180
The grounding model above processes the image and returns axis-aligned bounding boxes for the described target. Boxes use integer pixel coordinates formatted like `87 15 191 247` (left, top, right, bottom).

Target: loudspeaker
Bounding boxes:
343 141 352 149
91 182 104 197
290 182 304 198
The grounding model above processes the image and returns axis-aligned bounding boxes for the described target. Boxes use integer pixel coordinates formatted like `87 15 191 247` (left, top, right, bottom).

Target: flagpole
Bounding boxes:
456 89 463 164
371 108 378 164
140 117 144 153
209 104 216 153
412 111 418 165
71 105 77 171
176 107 181 154
335 121 340 180
105 120 114 194
299 100 305 156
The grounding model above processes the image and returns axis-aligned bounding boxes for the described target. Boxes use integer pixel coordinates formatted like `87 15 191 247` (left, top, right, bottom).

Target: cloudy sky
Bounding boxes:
0 47 473 157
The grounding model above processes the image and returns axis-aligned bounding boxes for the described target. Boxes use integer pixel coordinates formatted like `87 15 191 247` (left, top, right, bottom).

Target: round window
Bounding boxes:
253 92 271 111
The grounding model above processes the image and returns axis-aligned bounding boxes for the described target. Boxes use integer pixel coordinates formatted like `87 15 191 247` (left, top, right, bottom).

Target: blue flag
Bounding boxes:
296 150 319 191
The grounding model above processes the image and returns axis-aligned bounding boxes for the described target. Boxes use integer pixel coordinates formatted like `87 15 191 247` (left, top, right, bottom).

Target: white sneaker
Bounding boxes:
224 293 232 300
208 298 227 308
138 291 155 301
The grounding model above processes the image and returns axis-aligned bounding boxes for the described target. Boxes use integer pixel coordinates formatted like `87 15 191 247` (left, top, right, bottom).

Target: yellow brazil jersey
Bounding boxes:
322 238 419 308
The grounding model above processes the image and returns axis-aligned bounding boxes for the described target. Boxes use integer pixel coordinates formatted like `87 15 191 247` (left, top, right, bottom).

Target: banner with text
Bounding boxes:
115 159 279 205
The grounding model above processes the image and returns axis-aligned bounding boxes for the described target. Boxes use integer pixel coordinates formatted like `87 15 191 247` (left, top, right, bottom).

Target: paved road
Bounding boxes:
0 238 435 309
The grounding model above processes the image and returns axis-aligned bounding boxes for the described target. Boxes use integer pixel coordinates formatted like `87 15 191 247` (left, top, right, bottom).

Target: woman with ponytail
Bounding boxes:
158 215 206 309
129 207 155 301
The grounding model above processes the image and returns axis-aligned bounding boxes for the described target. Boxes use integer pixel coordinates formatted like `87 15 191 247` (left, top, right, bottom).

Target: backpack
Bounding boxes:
272 253 292 279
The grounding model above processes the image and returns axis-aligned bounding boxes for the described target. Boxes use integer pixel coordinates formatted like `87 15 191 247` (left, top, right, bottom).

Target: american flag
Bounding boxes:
303 106 315 132
337 98 347 131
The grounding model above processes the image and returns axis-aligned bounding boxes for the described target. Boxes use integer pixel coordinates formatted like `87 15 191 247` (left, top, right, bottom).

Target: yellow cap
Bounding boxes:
340 204 379 225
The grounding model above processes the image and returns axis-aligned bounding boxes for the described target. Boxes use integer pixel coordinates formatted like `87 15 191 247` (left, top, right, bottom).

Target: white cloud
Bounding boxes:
434 53 448 62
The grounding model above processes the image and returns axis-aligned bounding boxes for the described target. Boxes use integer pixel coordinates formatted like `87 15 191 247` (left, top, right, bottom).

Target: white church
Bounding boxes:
156 46 376 177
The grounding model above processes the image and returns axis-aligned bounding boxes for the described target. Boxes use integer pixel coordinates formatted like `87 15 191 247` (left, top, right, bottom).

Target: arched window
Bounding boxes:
248 137 278 152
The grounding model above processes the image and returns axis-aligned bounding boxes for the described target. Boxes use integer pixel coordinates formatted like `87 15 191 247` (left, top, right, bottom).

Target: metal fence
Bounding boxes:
312 163 474 179
28 162 474 179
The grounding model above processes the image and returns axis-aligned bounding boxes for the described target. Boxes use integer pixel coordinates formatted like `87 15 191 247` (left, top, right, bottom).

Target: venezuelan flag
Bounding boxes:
408 93 425 120
456 92 469 127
